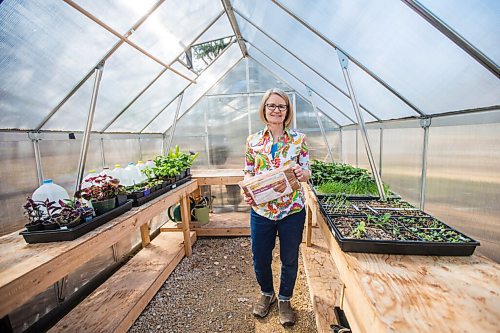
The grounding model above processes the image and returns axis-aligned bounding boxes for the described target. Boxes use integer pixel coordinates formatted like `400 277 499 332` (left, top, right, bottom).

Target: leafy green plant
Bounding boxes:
312 160 390 196
349 221 366 239
144 146 199 179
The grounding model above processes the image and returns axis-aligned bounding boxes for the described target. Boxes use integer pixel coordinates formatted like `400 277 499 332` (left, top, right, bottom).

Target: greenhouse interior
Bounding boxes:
0 0 499 332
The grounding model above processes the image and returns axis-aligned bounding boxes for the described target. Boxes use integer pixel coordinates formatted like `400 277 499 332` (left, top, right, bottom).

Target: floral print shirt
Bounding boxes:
244 126 310 220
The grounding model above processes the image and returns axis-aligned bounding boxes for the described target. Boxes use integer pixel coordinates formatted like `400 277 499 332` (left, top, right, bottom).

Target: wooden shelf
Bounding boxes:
191 169 243 185
49 231 196 333
161 211 250 236
0 180 199 319
304 184 500 333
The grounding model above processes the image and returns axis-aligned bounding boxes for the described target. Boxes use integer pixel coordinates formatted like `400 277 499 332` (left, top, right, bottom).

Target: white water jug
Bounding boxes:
32 179 70 209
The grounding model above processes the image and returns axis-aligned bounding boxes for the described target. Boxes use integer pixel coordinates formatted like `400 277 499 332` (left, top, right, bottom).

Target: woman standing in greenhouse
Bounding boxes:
243 88 310 326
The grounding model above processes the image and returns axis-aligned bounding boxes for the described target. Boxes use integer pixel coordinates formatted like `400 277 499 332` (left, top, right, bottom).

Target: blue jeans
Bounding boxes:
250 208 306 300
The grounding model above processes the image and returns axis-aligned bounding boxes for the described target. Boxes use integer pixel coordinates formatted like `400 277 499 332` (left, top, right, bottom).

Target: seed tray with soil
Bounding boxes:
323 211 480 255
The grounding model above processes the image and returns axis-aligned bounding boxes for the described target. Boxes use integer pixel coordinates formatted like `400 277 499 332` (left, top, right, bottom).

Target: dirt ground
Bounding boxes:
128 237 317 333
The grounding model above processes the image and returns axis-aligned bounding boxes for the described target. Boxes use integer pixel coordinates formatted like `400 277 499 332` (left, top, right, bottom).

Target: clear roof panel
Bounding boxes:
277 0 500 113
194 14 234 45
207 60 247 95
141 96 179 134
106 69 190 132
144 43 243 133
128 0 223 65
0 0 117 130
239 21 376 124
248 46 349 126
44 43 164 131
73 0 159 35
419 0 500 65
233 1 417 121
170 61 197 81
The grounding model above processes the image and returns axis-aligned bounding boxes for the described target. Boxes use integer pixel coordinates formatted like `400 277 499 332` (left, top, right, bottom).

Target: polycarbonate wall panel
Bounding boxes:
248 57 291 93
424 123 500 262
40 139 82 195
248 48 352 126
342 129 357 166
306 129 340 163
381 127 423 205
103 139 140 168
206 96 248 169
139 138 162 161
0 0 117 129
356 128 381 172
45 44 164 131
73 0 158 35
419 0 500 64
249 95 263 134
129 0 223 65
278 0 500 114
0 139 38 235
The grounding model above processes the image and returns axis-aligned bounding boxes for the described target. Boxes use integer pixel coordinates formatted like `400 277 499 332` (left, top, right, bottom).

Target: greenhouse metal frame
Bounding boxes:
0 0 499 331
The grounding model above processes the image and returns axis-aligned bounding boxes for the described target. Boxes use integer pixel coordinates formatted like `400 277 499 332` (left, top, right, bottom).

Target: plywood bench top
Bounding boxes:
303 184 500 333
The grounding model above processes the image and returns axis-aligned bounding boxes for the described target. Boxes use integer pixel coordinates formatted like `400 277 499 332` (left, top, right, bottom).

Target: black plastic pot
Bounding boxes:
92 197 116 216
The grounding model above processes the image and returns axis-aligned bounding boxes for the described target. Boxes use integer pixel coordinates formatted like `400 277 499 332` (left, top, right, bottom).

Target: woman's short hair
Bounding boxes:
258 88 293 128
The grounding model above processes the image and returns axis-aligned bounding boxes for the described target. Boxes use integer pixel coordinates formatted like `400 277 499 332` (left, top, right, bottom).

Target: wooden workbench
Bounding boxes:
0 180 198 319
304 184 500 333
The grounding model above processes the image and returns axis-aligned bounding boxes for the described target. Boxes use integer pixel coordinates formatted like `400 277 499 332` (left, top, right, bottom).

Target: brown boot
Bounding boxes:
252 293 276 318
278 300 296 326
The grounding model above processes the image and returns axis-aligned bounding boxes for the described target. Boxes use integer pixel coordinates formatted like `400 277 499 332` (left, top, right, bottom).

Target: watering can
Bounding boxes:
167 197 196 222
167 196 210 222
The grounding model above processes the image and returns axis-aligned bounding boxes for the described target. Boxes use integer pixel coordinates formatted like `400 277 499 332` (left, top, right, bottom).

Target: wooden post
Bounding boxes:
180 195 192 256
140 222 151 247
306 205 313 247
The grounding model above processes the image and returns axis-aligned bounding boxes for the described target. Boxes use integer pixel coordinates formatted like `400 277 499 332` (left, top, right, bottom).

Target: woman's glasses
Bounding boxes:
265 104 287 112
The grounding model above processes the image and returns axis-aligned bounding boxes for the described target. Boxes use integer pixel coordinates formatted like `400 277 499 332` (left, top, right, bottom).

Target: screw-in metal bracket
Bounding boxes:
336 49 349 69
420 117 432 128
27 131 43 141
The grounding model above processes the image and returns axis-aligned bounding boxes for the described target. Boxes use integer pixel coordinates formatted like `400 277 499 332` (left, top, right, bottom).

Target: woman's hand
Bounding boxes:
243 192 256 206
292 164 309 182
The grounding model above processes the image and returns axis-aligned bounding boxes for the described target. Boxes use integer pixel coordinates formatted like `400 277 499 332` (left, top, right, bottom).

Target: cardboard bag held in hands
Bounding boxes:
238 165 300 205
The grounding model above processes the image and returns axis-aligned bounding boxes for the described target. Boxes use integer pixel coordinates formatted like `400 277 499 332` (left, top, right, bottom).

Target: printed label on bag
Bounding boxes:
248 171 292 204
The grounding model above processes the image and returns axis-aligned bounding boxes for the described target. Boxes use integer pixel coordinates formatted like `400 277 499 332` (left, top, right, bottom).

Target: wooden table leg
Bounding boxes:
140 222 151 247
180 195 193 256
306 205 313 247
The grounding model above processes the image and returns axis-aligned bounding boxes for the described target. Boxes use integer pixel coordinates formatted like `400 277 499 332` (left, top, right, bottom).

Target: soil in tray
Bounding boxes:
355 199 415 209
320 196 373 215
331 216 395 240
375 208 428 217
393 216 448 229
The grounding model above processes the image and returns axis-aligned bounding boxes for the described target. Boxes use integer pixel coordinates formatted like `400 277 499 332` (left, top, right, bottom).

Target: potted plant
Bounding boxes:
77 175 119 215
40 199 62 230
23 198 45 231
58 199 94 228
116 185 128 206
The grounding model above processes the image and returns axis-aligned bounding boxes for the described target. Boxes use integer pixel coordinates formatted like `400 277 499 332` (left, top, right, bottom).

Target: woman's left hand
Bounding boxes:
292 164 308 182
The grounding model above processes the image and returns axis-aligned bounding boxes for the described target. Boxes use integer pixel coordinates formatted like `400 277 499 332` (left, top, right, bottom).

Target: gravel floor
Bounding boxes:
129 237 317 333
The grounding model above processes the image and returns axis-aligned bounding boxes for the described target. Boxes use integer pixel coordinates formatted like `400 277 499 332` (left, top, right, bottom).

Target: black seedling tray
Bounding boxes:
20 200 134 244
129 176 192 207
323 213 479 256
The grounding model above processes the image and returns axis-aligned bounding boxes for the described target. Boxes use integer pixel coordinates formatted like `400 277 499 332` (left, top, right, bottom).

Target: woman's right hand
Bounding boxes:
243 193 256 206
